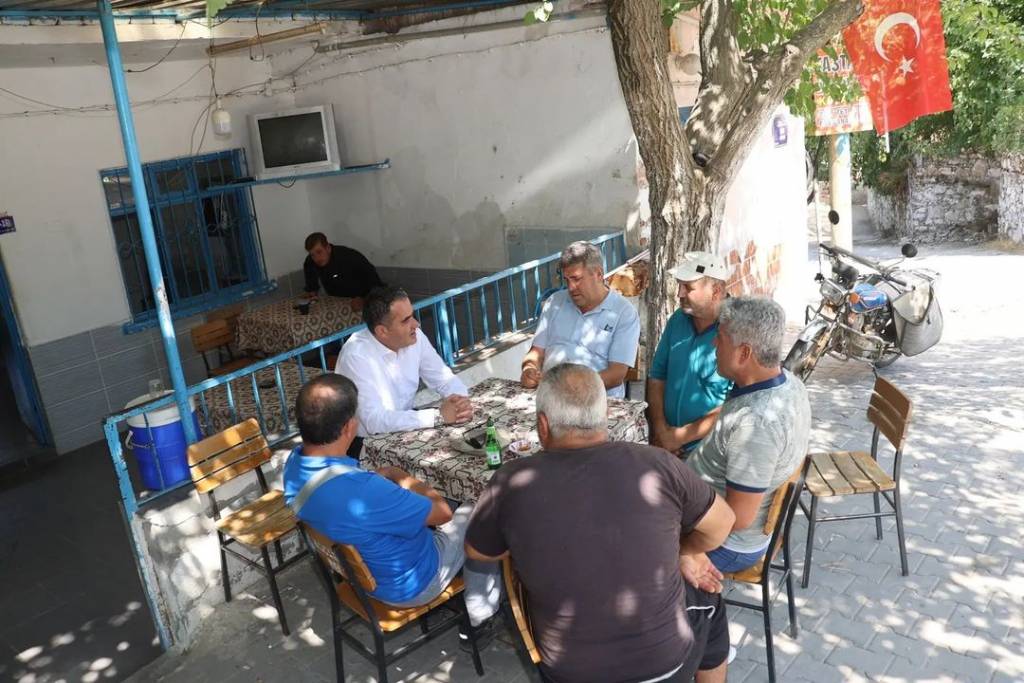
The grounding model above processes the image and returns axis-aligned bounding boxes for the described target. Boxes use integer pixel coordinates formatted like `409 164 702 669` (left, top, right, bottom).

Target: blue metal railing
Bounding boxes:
101 230 626 646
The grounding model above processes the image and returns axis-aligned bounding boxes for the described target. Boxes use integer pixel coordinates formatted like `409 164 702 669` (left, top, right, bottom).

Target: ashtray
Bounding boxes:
505 439 536 457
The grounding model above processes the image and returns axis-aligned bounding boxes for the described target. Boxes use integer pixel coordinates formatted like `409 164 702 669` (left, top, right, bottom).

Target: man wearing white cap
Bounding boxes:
647 251 733 456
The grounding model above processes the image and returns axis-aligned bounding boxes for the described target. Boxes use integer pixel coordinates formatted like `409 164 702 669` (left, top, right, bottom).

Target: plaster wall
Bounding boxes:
271 8 641 271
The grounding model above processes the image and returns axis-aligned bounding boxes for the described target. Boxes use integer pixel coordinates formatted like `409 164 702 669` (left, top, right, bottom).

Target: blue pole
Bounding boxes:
98 0 197 444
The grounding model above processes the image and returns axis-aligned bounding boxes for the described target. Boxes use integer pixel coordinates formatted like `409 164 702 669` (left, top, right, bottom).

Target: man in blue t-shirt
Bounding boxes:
283 374 500 632
647 251 733 456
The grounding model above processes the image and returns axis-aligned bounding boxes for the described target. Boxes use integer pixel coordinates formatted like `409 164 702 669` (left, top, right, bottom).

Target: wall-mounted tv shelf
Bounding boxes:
206 159 390 193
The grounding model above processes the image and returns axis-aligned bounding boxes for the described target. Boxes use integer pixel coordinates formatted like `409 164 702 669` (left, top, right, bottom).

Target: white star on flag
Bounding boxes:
898 56 915 75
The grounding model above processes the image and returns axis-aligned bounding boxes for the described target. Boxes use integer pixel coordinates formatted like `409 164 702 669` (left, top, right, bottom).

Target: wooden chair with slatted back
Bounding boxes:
502 556 542 667
206 302 246 328
300 523 484 683
722 458 810 683
190 319 257 378
187 418 306 635
800 375 914 589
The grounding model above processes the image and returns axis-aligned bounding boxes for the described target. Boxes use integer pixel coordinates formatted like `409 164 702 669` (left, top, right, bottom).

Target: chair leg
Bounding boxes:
219 540 232 603
332 611 346 682
461 602 485 676
260 547 290 636
372 629 389 683
273 539 285 567
783 545 799 638
762 582 777 683
419 617 430 635
801 495 819 589
893 484 909 576
873 491 884 540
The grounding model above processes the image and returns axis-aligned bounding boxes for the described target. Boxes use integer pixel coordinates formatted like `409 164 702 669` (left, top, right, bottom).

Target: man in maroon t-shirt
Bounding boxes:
466 363 735 683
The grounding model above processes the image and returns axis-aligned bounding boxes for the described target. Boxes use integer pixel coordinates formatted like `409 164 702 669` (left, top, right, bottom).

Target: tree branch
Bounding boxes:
708 0 864 186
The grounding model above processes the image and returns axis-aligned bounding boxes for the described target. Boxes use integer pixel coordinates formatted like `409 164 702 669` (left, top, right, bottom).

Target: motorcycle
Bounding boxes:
783 213 944 382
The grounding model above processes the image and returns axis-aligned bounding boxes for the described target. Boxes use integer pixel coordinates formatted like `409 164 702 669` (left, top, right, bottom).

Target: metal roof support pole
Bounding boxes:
98 0 197 446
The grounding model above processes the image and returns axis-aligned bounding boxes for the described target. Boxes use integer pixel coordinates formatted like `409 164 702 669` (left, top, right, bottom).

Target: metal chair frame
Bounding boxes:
724 459 810 683
302 524 484 683
799 375 912 589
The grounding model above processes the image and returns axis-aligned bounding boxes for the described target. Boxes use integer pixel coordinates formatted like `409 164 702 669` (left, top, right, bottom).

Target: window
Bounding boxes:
101 149 270 328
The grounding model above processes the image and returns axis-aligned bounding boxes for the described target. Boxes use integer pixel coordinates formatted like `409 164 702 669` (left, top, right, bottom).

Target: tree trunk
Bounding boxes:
606 0 863 363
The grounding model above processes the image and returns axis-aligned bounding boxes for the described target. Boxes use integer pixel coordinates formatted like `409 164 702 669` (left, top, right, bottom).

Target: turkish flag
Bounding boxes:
842 0 953 134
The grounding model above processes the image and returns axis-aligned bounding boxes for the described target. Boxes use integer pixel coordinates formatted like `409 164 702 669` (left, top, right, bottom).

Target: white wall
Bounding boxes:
0 53 309 346
272 8 641 271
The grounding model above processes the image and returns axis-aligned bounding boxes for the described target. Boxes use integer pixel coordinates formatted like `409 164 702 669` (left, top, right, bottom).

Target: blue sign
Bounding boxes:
0 214 14 235
772 115 789 147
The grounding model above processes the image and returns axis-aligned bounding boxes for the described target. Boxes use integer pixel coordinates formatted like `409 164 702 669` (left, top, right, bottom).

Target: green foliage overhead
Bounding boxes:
206 0 233 18
853 0 1024 191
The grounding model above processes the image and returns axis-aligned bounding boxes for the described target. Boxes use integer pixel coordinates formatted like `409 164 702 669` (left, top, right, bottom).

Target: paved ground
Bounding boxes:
0 440 163 682
125 228 1024 682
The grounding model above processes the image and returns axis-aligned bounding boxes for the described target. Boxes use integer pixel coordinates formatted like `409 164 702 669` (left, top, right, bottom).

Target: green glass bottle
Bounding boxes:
484 417 502 470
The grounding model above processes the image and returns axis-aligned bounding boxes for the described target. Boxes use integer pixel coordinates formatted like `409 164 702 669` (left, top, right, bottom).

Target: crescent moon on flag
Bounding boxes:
874 12 921 62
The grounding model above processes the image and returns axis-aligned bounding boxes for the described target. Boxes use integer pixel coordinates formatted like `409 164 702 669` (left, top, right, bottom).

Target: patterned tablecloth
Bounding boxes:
362 377 649 503
236 297 362 356
202 363 324 437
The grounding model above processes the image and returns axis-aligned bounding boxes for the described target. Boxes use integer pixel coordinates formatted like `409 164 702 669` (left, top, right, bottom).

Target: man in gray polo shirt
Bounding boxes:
687 296 811 573
520 241 640 398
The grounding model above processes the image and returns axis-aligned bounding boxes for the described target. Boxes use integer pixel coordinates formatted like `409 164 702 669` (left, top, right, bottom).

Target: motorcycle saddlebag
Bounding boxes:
892 283 943 356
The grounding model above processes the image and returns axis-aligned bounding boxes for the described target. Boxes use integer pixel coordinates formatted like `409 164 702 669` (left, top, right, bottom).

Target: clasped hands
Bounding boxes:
439 394 474 425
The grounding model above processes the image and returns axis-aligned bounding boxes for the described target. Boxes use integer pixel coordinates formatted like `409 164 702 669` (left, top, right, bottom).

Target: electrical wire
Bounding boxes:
126 22 188 73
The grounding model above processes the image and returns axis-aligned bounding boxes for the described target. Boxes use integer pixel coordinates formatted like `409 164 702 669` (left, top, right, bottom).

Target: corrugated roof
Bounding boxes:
0 0 524 21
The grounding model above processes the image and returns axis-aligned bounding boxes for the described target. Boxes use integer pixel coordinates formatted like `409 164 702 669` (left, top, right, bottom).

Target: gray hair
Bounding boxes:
719 296 786 367
559 241 603 273
536 363 607 439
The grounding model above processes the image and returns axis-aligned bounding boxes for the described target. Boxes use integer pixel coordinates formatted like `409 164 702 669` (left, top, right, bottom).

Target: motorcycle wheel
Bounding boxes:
783 330 828 382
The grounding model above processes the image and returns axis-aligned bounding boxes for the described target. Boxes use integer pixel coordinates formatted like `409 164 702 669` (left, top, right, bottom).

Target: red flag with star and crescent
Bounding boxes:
842 0 953 134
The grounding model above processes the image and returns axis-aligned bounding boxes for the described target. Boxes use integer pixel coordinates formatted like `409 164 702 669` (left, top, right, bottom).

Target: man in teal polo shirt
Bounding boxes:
647 251 732 456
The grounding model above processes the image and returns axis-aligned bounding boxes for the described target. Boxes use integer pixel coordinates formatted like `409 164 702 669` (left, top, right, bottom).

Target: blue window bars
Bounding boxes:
100 149 272 331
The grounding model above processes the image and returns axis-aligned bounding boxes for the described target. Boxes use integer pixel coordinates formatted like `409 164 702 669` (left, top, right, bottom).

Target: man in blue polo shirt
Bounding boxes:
520 241 640 398
648 251 733 456
283 374 500 632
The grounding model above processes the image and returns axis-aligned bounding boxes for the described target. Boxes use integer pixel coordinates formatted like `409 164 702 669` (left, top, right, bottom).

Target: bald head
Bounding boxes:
296 374 358 445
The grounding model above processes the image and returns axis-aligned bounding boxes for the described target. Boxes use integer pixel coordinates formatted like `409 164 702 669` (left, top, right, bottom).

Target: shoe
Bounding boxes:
727 645 737 665
459 614 500 653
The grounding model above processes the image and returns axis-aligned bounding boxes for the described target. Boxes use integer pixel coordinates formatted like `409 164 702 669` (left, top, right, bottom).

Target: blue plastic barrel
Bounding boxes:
125 391 202 491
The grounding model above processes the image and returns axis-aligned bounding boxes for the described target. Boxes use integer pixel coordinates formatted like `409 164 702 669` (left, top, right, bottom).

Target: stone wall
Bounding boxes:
999 154 1024 244
866 153 1002 243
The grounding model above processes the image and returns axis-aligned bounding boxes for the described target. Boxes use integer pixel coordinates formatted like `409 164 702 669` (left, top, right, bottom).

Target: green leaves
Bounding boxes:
523 1 553 25
206 0 233 18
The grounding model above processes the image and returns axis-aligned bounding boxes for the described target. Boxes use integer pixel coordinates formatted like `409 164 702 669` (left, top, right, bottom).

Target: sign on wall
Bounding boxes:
0 213 14 235
813 50 874 136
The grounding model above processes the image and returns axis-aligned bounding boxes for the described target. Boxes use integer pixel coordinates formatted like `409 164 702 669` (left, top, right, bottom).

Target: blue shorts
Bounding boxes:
707 546 766 573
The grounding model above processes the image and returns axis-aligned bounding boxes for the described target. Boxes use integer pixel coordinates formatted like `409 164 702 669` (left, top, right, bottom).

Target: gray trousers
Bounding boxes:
386 504 502 626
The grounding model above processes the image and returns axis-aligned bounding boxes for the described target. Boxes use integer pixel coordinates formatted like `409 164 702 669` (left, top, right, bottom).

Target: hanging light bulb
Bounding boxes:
211 99 232 136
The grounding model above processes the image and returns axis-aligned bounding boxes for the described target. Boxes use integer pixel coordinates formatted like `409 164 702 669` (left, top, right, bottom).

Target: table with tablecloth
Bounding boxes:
200 363 324 437
235 296 362 356
361 377 648 503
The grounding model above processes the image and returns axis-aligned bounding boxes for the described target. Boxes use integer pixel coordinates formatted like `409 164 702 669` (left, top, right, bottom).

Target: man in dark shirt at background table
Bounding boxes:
303 232 384 305
465 363 736 683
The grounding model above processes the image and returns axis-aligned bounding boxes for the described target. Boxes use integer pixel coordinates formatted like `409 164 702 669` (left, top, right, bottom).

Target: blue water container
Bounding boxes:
850 283 889 312
125 391 203 491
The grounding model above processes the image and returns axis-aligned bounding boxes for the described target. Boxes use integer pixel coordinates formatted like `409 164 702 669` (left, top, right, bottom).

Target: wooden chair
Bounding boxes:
191 319 257 378
186 418 306 635
800 375 913 589
302 523 485 683
205 302 246 328
502 557 542 667
723 458 810 683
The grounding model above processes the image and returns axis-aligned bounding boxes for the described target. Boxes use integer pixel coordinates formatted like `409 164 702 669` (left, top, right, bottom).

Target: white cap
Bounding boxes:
668 251 730 282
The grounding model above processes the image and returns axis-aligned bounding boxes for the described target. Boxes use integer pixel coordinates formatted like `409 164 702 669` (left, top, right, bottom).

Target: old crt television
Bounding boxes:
249 104 341 180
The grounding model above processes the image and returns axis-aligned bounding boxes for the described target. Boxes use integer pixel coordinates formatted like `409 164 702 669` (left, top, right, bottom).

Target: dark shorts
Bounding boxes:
673 584 730 679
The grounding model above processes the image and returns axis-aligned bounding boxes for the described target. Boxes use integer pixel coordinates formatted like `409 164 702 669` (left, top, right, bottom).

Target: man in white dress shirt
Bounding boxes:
335 286 474 459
